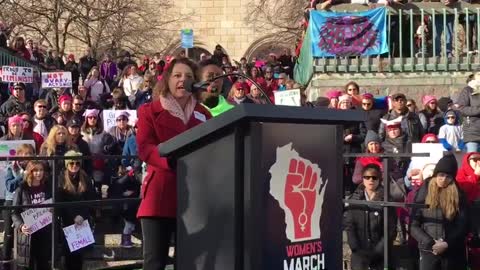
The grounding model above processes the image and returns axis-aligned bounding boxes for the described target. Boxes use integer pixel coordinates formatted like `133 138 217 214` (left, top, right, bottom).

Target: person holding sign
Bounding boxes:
11 161 52 270
136 58 212 270
2 144 35 267
57 150 96 270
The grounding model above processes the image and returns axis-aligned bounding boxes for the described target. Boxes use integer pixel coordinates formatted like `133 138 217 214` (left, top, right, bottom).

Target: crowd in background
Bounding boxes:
0 42 302 270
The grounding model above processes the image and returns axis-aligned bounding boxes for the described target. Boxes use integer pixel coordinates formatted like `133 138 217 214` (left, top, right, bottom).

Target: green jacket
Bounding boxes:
203 95 234 117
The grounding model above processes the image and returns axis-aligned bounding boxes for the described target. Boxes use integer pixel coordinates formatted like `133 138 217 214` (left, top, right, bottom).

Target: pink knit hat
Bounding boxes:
362 93 374 100
58 94 72 105
338 94 352 104
422 95 437 106
8 115 23 126
325 89 343 100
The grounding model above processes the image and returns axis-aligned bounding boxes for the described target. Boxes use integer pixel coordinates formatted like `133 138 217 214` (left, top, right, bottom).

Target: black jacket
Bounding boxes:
11 181 52 267
57 170 96 227
363 109 385 132
74 135 93 173
78 56 97 79
457 86 480 143
410 179 468 254
344 185 396 269
0 96 33 125
64 61 80 87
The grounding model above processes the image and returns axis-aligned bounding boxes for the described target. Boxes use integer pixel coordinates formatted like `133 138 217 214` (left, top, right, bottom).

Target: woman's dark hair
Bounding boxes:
361 163 382 176
13 37 26 50
153 57 198 99
344 81 360 93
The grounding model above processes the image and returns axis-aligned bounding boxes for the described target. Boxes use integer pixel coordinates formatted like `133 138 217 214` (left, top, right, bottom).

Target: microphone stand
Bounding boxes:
208 73 274 105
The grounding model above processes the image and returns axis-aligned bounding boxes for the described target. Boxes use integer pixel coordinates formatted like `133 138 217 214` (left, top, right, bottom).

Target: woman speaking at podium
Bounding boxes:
136 58 212 270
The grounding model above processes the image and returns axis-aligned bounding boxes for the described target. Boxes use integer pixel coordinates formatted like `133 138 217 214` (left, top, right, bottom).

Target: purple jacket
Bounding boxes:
100 61 118 81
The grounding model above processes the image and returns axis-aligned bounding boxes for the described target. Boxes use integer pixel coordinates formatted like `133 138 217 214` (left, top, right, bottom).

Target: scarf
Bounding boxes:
233 96 246 104
160 93 196 125
33 118 48 139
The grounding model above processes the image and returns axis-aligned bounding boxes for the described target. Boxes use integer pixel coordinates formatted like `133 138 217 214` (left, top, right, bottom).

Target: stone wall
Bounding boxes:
307 71 472 104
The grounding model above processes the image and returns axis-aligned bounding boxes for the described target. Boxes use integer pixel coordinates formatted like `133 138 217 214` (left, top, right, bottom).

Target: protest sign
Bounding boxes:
274 89 301 106
63 220 95 252
1 66 34 83
20 199 52 234
410 143 444 170
41 71 72 88
0 140 35 199
181 29 194 49
102 110 137 132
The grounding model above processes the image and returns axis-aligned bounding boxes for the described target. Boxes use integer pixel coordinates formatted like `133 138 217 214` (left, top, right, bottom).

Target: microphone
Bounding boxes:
182 73 273 104
183 78 210 93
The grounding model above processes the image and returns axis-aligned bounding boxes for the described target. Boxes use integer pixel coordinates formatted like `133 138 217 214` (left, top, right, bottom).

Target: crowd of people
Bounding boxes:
325 73 480 270
4 30 480 270
0 42 301 270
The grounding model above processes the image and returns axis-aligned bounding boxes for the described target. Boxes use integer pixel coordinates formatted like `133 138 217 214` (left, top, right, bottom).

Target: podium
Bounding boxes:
159 104 365 270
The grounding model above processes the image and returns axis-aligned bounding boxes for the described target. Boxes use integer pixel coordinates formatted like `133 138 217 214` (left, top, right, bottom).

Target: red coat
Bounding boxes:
136 99 212 218
457 152 480 204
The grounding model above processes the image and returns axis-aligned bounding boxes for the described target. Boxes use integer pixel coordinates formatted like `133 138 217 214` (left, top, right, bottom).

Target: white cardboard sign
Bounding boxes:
1 66 34 83
41 71 72 88
102 110 137 132
274 89 301 107
63 220 95 252
20 199 52 234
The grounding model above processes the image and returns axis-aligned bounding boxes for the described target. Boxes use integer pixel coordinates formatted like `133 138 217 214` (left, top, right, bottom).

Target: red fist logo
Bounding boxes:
284 158 318 240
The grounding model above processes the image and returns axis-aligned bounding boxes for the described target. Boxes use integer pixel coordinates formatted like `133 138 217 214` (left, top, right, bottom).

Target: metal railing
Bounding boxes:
0 154 141 270
343 152 430 270
0 46 45 73
314 2 480 73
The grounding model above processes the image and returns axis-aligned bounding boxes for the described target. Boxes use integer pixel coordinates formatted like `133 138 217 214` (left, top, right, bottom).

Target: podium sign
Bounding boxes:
257 123 342 270
160 104 360 270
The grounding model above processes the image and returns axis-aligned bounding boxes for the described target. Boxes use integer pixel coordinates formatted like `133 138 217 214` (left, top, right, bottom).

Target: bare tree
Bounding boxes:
0 0 187 57
245 0 307 43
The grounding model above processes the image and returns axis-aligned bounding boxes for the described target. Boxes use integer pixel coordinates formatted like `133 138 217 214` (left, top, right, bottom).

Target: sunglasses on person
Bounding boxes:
68 162 81 166
73 103 83 106
116 117 128 122
406 103 413 107
362 175 379 181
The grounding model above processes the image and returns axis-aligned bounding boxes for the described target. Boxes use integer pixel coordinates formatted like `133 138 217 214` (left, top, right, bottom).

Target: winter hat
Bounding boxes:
325 89 342 100
438 97 453 112
422 95 437 106
362 93 374 100
64 150 82 168
8 115 23 126
115 111 130 120
83 109 99 118
421 133 439 143
445 110 456 119
433 154 458 178
364 130 381 147
338 94 352 104
381 116 402 130
58 94 72 105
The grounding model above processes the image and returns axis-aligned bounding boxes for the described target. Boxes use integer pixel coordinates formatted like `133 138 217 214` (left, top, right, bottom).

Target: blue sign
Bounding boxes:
310 8 388 57
181 29 194 49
